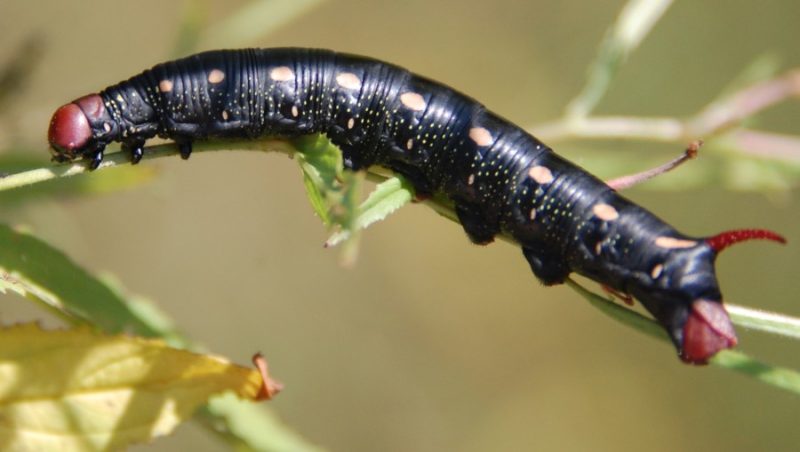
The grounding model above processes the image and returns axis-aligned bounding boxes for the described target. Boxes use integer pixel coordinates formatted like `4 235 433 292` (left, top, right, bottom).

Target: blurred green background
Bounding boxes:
2 0 800 450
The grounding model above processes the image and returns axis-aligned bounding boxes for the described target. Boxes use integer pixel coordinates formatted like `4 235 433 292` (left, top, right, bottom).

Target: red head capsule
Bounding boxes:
48 94 107 162
48 103 91 160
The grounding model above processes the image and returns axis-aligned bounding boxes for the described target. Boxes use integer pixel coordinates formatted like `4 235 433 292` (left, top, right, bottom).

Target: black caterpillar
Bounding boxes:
48 48 785 364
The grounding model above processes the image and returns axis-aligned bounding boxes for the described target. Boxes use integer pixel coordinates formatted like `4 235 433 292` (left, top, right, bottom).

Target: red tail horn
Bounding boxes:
706 229 786 253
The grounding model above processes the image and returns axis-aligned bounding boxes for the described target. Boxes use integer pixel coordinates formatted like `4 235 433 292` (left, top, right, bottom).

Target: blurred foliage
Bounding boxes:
1 0 799 451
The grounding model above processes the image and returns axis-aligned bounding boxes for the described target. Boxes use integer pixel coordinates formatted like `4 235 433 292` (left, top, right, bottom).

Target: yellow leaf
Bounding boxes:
0 323 271 451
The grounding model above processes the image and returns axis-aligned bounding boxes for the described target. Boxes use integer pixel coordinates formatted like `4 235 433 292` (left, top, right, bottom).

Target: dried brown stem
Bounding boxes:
721 129 800 163
532 69 800 156
606 140 701 190
689 69 800 136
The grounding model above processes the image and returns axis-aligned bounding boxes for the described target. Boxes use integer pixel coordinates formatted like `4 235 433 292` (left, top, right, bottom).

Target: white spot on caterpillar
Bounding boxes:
468 174 475 185
400 92 426 111
115 94 124 102
595 242 603 255
347 117 355 129
208 69 225 84
103 122 111 133
222 110 229 120
469 127 493 146
655 237 697 249
651 264 664 279
270 66 295 82
158 79 173 93
336 72 362 90
528 166 554 184
529 208 536 221
406 139 413 150
291 105 299 117
593 203 619 221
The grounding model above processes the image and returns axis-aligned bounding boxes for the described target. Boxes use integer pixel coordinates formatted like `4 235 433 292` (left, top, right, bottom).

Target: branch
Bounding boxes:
6 141 800 346
719 128 800 163
566 0 675 118
0 139 295 193
534 69 800 165
689 69 800 136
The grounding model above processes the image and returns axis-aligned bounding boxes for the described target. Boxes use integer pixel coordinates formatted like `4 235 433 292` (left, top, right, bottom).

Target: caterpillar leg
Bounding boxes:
163 120 201 160
606 140 701 190
385 160 434 199
522 245 570 286
122 139 145 164
342 149 381 173
455 202 499 245
177 140 193 160
85 143 106 170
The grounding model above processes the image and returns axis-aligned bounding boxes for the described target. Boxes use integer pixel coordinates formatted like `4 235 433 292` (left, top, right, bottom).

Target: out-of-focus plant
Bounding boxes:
1 0 799 450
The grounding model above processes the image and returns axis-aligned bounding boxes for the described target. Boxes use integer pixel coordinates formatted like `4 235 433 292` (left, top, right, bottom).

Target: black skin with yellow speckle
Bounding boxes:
50 48 783 363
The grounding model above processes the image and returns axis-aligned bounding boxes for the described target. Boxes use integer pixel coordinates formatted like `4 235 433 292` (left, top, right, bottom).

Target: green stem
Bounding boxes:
566 279 800 395
726 304 800 340
8 137 800 397
0 139 293 193
15 139 800 341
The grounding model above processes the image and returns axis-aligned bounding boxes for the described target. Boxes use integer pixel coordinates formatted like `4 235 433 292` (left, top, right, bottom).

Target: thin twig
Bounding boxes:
606 140 700 190
689 69 800 136
567 278 800 395
532 115 684 142
726 304 800 339
6 140 800 346
537 70 800 142
719 129 800 163
0 139 293 193
565 0 674 118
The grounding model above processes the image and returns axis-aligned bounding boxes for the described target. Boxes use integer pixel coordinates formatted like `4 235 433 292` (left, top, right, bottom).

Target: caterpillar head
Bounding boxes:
48 94 114 163
631 229 785 364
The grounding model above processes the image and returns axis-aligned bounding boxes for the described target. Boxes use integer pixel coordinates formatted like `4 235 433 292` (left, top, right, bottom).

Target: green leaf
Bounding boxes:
294 135 344 225
0 223 160 335
325 176 414 248
293 135 343 186
301 169 332 225
710 350 800 395
291 135 372 262
0 225 319 450
97 273 189 348
0 323 267 451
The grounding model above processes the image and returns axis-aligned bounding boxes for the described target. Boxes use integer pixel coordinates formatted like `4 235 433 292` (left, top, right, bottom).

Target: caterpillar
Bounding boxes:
48 48 785 364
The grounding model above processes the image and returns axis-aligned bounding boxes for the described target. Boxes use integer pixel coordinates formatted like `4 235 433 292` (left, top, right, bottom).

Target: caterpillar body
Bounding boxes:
48 48 785 364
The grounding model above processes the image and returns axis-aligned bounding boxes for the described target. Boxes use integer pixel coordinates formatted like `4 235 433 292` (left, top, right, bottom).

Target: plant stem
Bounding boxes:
565 0 674 119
